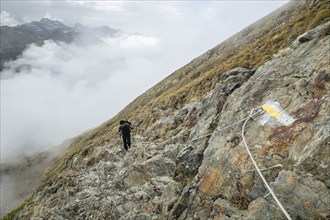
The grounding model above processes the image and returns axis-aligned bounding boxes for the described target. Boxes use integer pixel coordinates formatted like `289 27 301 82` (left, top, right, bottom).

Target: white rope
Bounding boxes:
242 108 292 220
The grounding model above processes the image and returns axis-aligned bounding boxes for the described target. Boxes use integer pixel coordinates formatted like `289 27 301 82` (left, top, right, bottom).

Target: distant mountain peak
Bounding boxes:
1 18 127 70
28 18 68 30
40 17 54 22
0 19 74 70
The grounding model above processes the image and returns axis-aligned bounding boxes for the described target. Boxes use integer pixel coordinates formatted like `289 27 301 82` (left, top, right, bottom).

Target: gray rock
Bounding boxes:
244 198 281 220
174 21 330 219
142 156 176 177
247 186 266 200
175 144 205 179
269 170 330 219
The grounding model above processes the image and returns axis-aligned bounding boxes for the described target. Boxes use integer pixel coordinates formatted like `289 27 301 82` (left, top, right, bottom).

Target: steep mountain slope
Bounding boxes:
3 0 330 219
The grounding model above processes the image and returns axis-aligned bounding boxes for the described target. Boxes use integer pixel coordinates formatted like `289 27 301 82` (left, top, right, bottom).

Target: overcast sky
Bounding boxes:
1 1 288 62
0 1 289 162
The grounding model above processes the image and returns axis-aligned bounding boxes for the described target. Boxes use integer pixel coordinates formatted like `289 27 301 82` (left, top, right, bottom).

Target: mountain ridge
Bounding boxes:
0 18 123 70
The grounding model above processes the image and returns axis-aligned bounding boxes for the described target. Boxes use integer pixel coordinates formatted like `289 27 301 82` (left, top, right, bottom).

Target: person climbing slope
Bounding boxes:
118 119 133 151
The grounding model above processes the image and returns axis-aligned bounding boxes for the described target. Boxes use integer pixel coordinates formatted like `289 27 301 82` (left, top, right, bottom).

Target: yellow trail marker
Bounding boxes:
262 103 281 119
259 101 295 126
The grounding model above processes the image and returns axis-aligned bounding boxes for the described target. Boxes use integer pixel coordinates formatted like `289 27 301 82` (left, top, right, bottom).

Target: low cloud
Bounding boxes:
43 12 63 22
0 35 167 162
102 34 160 48
0 10 20 26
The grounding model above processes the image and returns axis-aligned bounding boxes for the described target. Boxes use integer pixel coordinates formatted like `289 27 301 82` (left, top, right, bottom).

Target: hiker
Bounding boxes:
118 119 133 151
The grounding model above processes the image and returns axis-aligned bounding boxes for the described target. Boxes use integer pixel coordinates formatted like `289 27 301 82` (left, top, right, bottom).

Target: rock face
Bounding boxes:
184 21 330 219
179 21 330 220
10 20 330 220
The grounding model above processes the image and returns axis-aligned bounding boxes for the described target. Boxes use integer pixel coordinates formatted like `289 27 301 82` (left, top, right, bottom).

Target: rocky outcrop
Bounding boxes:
10 21 329 220
169 21 330 220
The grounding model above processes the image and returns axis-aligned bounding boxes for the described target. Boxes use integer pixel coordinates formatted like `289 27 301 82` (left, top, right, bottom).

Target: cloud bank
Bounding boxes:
0 35 168 162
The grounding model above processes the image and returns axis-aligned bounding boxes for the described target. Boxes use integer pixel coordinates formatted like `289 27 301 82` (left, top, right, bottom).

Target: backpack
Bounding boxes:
120 120 133 134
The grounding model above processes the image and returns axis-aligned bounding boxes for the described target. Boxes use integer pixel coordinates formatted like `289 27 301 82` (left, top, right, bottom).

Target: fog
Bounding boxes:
0 35 170 162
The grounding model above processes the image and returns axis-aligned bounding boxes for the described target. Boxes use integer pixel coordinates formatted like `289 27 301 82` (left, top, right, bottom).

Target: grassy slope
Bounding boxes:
2 1 329 219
